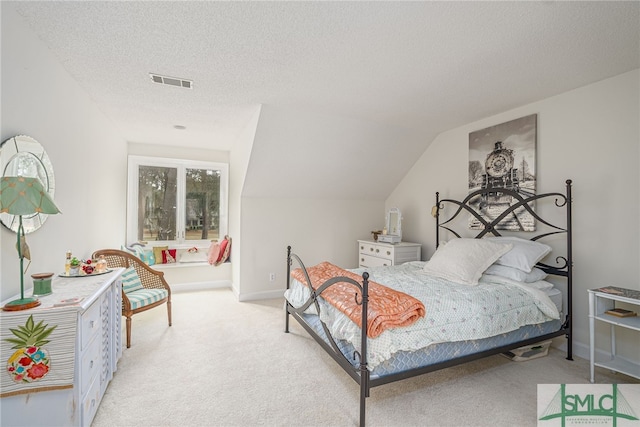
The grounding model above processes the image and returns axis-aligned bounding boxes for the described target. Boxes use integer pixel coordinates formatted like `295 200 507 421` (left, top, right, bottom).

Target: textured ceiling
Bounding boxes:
5 1 640 199
9 1 639 150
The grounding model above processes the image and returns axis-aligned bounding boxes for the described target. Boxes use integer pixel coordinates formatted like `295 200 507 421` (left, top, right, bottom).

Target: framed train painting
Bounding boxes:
468 114 537 231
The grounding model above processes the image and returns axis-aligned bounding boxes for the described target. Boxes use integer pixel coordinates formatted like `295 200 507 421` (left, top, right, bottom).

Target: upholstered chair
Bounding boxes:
92 249 172 348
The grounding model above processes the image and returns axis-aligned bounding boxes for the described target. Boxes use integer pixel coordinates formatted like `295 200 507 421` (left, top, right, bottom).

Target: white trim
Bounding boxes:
127 155 228 246
151 261 211 270
170 280 231 293
238 289 285 302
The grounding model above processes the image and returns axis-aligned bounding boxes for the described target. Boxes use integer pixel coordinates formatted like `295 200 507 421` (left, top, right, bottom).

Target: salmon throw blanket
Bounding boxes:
290 262 425 338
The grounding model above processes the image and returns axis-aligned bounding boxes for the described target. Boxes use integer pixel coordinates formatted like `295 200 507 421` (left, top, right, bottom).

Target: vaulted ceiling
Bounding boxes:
6 1 639 199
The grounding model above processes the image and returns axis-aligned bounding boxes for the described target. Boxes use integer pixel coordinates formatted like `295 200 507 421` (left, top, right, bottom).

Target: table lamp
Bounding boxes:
1 176 61 311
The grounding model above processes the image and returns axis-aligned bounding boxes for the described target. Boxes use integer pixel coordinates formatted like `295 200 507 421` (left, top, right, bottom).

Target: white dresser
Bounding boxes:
0 268 123 426
357 240 421 268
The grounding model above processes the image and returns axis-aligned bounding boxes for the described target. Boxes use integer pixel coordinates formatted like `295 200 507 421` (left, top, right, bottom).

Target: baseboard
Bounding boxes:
551 337 640 367
171 280 231 293
238 289 285 302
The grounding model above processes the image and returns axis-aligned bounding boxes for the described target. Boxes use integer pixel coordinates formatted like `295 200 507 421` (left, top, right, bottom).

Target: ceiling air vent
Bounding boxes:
149 73 193 89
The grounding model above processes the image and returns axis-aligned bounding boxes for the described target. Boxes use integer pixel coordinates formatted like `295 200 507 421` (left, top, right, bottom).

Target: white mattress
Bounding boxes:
546 287 563 313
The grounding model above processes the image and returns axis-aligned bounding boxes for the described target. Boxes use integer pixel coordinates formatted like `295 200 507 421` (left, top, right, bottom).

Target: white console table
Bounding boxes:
0 268 123 426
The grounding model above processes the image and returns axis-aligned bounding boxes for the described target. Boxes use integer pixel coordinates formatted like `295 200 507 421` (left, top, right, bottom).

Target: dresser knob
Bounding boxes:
360 246 364 250
361 258 364 262
387 251 391 256
370 248 373 252
375 249 379 253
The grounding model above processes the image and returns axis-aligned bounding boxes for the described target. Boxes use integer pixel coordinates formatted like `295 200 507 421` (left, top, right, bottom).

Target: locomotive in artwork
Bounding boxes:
480 141 519 203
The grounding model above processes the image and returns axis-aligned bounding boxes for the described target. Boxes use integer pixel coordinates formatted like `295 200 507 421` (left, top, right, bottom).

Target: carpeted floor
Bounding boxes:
92 288 638 427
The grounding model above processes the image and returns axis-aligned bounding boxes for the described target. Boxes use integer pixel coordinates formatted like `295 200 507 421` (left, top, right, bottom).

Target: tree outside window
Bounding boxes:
128 156 228 245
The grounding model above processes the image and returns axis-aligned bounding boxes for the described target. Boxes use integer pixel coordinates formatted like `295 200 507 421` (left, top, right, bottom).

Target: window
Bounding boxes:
127 156 228 246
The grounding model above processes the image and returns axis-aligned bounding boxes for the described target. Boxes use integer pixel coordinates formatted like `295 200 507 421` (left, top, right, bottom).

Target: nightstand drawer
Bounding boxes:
359 254 392 268
359 242 393 260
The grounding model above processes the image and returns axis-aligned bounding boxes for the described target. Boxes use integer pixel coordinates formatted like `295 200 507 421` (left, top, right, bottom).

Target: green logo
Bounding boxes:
539 384 638 426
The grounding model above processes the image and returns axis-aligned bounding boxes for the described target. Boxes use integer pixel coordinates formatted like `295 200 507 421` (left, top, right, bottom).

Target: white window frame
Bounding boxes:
127 155 229 247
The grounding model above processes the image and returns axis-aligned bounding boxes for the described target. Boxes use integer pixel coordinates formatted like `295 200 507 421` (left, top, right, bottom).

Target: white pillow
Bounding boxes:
423 238 513 285
178 251 208 263
484 264 548 283
523 280 555 291
487 236 551 273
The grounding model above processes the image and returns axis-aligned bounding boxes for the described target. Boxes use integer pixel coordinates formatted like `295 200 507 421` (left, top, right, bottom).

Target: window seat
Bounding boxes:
124 237 231 290
151 261 210 270
150 259 231 291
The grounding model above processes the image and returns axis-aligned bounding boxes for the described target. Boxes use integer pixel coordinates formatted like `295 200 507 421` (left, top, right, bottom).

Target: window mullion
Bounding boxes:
176 165 186 243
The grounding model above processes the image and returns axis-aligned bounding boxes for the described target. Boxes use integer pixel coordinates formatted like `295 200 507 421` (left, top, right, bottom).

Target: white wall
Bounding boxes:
230 106 262 297
237 105 396 300
1 6 128 301
238 197 383 300
387 69 640 363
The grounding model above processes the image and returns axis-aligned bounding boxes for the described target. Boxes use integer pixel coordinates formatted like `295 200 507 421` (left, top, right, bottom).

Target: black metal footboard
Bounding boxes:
284 246 372 427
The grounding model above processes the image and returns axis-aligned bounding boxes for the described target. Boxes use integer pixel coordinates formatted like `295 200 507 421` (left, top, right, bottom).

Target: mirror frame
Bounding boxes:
386 207 402 238
0 135 56 234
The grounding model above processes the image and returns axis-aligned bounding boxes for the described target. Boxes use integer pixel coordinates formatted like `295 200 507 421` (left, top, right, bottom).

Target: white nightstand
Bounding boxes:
357 240 421 268
588 286 640 383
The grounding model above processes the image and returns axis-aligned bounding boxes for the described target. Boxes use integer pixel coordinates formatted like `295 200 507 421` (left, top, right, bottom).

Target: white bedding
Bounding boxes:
285 261 560 369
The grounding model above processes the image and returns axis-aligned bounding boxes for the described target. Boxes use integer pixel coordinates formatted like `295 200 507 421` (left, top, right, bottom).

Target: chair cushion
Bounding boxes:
121 267 144 293
126 288 169 310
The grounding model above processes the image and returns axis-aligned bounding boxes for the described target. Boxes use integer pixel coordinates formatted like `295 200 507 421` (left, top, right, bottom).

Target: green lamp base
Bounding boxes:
2 297 41 311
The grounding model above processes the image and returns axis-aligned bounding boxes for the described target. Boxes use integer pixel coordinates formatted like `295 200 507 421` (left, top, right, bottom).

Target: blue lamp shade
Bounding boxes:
0 176 60 215
1 176 60 311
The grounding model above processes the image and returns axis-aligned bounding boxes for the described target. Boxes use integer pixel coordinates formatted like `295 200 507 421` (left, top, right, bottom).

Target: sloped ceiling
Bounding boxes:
5 1 639 199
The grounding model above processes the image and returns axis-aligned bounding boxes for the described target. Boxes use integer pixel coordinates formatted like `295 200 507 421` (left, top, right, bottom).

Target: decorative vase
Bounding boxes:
32 272 54 296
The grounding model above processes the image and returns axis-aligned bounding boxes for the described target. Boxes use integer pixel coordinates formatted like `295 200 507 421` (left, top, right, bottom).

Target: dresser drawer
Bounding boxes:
82 375 101 427
81 300 101 351
359 242 393 261
80 334 101 396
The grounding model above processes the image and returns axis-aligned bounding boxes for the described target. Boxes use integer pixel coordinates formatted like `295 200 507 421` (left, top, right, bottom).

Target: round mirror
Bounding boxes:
0 135 55 234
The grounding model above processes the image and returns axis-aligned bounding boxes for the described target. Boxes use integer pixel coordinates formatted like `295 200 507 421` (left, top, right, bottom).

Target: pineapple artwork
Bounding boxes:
5 315 56 383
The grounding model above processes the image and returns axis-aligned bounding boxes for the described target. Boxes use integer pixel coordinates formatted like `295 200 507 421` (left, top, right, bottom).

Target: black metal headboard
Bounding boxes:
434 179 572 279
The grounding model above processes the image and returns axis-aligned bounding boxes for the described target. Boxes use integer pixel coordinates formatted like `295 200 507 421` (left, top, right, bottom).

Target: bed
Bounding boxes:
284 180 573 426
